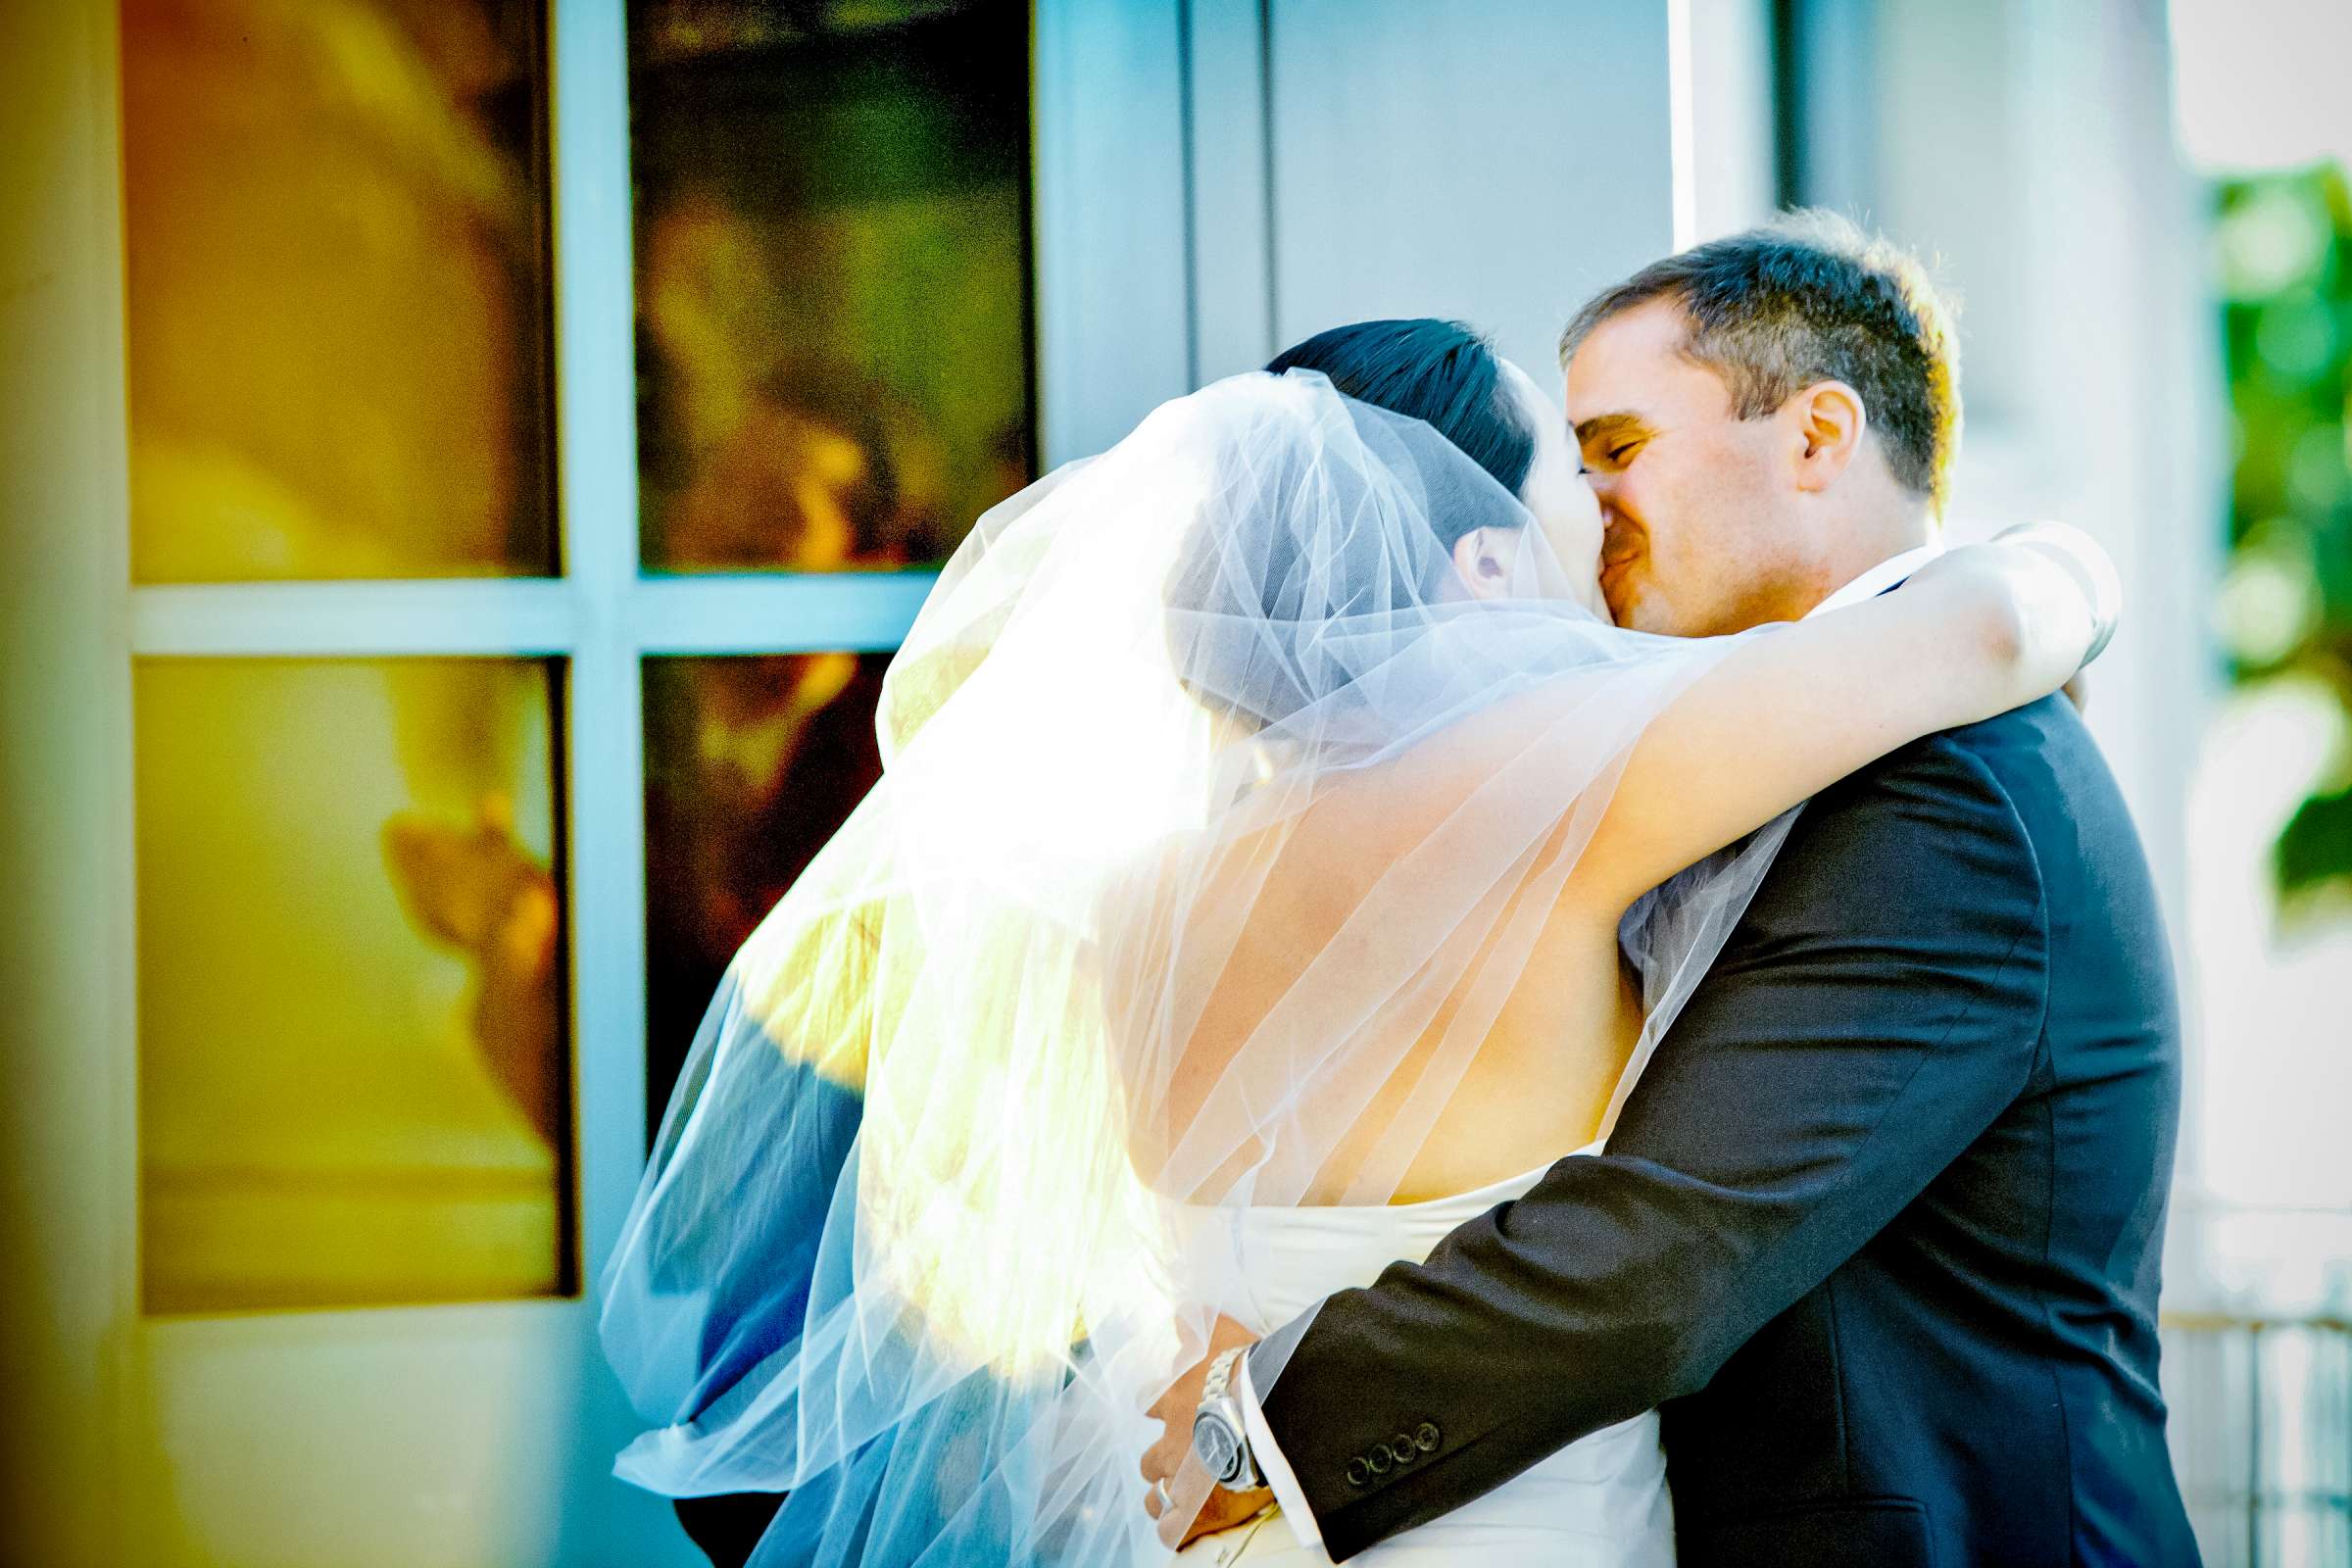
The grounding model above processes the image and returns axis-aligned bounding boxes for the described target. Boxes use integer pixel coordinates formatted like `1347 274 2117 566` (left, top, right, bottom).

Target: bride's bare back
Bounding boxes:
1174 814 1640 1205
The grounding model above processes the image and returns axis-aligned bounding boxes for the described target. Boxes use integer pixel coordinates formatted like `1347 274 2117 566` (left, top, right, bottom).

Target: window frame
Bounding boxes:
124 0 957 1306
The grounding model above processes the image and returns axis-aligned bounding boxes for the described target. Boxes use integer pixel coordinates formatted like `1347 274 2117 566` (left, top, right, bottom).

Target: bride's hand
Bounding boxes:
1899 522 2122 708
1986 520 2122 667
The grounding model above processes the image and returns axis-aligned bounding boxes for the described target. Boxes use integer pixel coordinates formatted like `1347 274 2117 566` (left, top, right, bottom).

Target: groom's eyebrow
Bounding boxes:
1573 413 1647 448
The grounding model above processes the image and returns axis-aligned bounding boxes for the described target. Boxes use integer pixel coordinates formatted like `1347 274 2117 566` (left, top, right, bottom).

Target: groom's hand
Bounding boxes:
1142 1312 1274 1548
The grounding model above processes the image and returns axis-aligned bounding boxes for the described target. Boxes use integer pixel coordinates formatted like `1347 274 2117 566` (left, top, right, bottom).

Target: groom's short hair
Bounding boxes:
1560 210 1960 515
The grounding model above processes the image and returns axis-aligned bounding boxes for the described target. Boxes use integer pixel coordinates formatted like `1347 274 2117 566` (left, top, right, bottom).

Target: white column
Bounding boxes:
0 3 138 1562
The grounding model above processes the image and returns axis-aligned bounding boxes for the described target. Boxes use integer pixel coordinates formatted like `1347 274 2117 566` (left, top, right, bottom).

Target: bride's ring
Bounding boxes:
1150 1477 1173 1516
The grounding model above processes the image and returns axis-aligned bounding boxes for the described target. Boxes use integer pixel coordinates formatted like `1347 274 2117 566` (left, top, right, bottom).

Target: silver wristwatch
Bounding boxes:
1191 1345 1264 1492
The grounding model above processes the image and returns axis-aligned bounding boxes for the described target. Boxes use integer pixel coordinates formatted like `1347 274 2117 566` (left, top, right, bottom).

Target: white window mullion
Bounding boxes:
1033 0 1193 466
127 580 578 658
551 0 649 1287
630 570 935 654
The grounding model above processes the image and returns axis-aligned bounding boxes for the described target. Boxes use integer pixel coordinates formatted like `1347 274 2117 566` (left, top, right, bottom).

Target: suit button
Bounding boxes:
1345 1457 1369 1487
1391 1433 1417 1462
1366 1446 1393 1474
1413 1422 1440 1452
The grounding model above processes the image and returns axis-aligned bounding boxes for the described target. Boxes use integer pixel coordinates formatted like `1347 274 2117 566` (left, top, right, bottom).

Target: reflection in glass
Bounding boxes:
644 654 890 1134
121 0 556 582
136 659 569 1312
630 1 1035 573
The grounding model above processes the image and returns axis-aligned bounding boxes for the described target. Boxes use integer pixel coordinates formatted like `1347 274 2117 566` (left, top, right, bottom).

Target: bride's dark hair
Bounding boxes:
1266 318 1537 524
1165 347 1531 731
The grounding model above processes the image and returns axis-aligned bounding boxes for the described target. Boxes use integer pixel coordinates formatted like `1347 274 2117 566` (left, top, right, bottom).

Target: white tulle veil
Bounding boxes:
597 369 1790 1565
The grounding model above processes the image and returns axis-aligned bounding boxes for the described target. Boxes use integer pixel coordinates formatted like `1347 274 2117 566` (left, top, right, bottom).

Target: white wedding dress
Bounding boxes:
1169 1143 1675 1567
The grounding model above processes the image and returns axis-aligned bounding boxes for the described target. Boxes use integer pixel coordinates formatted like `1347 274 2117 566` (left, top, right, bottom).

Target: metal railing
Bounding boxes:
2164 1313 2352 1567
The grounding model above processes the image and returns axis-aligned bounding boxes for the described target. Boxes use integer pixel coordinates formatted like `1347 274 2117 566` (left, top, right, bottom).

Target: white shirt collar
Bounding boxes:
1804 541 1946 620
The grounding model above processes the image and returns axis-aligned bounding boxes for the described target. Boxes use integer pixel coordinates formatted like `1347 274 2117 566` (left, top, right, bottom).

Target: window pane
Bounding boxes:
629 2 1035 574
644 653 889 1133
136 659 569 1312
122 0 557 582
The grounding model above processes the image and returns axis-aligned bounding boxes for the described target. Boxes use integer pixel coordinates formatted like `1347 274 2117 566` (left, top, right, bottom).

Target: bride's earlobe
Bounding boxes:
1453 528 1511 599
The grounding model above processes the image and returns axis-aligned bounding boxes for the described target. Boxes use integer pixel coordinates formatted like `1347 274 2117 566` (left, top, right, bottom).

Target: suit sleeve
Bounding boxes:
1244 732 2051 1560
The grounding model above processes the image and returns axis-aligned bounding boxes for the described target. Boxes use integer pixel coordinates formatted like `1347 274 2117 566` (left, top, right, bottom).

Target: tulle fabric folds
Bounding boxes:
597 370 1788 1566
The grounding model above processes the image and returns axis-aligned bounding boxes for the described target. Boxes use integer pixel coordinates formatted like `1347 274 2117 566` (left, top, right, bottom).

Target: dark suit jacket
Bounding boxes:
1250 696 2200 1566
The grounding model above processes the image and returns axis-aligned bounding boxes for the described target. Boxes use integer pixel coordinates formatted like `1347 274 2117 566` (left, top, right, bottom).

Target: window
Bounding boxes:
123 0 571 1313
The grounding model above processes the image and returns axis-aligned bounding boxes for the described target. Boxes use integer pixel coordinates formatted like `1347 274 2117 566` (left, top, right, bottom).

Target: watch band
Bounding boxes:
1194 1345 1264 1493
1202 1345 1246 1403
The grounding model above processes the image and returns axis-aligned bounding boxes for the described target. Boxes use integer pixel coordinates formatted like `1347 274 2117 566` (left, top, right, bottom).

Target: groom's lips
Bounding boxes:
1599 513 1643 595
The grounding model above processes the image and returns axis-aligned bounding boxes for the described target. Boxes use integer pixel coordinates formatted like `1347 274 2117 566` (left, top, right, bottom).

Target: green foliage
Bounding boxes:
2216 166 2352 903
2277 784 2352 897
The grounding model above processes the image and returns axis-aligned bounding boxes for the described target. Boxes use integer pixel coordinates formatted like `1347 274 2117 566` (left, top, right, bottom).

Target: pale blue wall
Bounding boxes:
1037 0 1678 460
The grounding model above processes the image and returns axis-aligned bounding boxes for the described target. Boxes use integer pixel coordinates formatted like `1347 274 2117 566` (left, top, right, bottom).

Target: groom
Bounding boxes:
1147 213 2200 1566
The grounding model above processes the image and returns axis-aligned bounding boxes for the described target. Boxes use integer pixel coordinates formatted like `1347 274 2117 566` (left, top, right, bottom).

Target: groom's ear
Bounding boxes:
1788 379 1867 494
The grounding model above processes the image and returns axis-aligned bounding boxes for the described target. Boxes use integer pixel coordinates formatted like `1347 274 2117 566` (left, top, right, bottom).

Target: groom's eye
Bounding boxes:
1574 417 1648 471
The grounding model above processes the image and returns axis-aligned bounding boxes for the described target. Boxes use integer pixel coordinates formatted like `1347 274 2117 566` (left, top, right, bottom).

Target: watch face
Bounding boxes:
1193 1413 1242 1483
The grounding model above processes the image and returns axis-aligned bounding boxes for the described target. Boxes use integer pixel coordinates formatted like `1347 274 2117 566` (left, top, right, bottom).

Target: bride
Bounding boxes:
597 322 2114 1567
